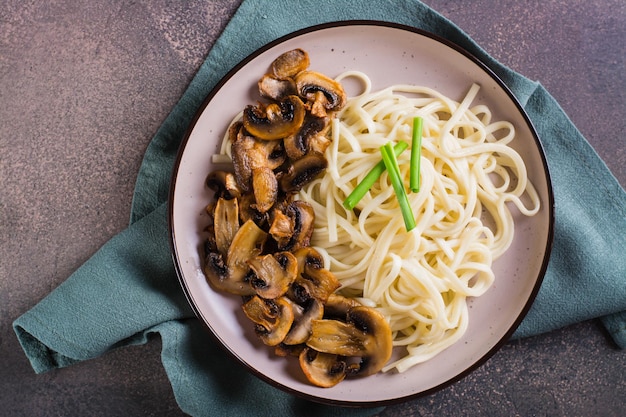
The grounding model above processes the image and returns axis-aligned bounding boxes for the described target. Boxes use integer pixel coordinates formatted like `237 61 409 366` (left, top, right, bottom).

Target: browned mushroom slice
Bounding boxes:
308 133 331 156
248 252 298 299
242 295 295 346
242 95 306 140
251 166 278 214
269 201 316 251
203 219 267 296
231 133 254 192
283 297 324 345
284 115 330 160
258 74 297 101
270 48 310 79
299 347 347 388
295 70 347 117
213 197 240 257
236 193 259 224
292 246 325 271
268 208 292 244
231 128 286 193
306 306 393 377
292 262 341 304
205 170 241 200
279 152 328 193
323 293 363 320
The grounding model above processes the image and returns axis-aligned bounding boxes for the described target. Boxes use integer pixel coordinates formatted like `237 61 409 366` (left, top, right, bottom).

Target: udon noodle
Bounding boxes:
297 71 540 372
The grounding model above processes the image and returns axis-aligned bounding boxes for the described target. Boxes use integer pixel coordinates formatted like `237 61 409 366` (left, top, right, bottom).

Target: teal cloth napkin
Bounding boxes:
13 0 626 416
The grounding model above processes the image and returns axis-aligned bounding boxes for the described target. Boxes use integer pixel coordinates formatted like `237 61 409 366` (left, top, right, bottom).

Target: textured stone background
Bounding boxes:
2 1 624 416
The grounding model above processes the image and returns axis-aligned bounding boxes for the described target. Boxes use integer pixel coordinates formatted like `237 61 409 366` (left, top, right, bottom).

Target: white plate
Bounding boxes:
169 21 554 406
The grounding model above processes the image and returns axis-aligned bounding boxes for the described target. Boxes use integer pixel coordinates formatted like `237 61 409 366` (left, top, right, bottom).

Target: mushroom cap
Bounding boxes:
270 48 310 79
269 201 316 252
283 115 330 160
306 306 393 377
323 293 363 320
295 70 347 116
282 297 324 345
258 74 297 101
242 95 306 140
299 347 347 388
242 295 295 346
279 152 328 193
248 252 298 299
203 219 267 296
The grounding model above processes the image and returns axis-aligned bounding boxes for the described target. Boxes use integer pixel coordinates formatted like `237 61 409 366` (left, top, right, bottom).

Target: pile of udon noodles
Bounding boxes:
298 70 540 373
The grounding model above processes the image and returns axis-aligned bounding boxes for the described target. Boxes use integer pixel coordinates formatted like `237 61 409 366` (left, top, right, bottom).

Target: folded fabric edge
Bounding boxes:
601 311 626 349
13 325 82 374
12 321 160 374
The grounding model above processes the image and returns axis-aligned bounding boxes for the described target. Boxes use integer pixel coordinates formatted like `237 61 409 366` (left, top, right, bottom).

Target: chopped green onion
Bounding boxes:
380 142 416 232
410 116 423 193
343 141 409 210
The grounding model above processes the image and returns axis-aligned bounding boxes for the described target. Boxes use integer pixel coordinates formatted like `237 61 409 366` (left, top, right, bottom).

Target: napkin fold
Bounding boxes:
13 0 626 416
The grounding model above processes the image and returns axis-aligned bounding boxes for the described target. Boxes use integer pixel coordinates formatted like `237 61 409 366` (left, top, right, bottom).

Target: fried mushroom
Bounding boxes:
283 115 330 160
231 128 286 213
269 201 316 251
258 74 297 101
295 70 347 117
282 297 324 345
279 152 328 193
205 170 241 199
306 306 393 377
242 95 306 140
203 219 267 296
270 48 310 79
248 252 298 299
213 197 240 257
299 347 347 388
242 295 295 346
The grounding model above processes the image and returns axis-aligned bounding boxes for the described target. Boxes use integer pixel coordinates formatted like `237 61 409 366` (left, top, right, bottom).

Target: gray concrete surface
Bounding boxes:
2 0 625 416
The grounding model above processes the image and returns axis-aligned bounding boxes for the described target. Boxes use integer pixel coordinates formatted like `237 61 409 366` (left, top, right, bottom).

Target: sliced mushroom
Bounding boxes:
323 293 363 320
283 297 324 345
205 170 241 199
270 48 310 79
269 201 316 251
291 261 341 304
237 192 268 227
306 306 393 377
248 252 298 299
203 219 267 295
242 295 295 346
251 166 278 213
242 95 306 140
231 128 285 192
258 74 297 101
284 115 330 160
308 133 332 156
292 246 325 270
213 197 240 257
288 248 341 304
268 208 292 243
279 152 328 193
299 347 347 388
295 70 347 117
